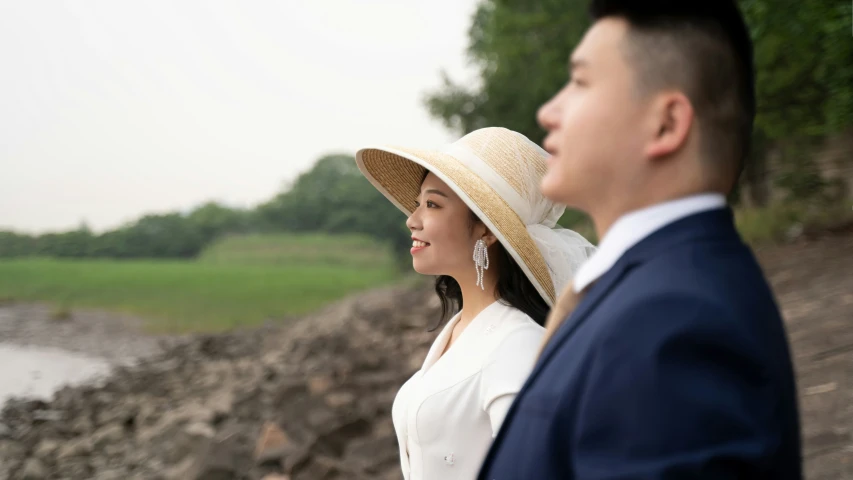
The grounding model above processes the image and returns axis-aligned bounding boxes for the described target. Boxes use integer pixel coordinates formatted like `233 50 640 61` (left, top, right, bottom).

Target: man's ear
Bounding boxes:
644 90 694 160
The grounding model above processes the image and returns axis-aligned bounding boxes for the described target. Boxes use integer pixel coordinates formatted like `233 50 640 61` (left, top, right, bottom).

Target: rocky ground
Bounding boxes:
0 287 439 480
0 226 851 480
755 224 853 480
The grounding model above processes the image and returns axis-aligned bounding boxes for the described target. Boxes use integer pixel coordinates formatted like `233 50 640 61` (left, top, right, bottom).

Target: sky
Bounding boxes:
0 1 480 234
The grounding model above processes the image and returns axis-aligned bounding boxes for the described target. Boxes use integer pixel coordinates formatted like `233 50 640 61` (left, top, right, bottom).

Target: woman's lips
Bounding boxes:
411 239 430 254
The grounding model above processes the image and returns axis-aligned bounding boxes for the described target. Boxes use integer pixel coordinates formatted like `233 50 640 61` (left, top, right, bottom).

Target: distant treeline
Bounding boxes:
4 0 850 261
0 155 413 262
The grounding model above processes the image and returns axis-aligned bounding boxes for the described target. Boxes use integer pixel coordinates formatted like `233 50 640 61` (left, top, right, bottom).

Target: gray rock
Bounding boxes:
185 433 248 480
20 458 47 480
33 439 60 460
92 424 125 450
69 416 93 435
166 422 216 465
32 410 63 422
56 437 93 460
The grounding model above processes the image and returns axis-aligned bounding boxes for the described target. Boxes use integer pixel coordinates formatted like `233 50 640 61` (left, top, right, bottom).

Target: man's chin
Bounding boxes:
540 172 574 205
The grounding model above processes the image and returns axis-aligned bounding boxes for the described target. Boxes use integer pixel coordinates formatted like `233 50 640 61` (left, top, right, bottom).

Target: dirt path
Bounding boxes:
756 226 853 479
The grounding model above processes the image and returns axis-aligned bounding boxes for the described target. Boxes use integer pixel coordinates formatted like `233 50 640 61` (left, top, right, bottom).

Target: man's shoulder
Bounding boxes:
591 255 781 358
619 235 771 306
643 229 754 272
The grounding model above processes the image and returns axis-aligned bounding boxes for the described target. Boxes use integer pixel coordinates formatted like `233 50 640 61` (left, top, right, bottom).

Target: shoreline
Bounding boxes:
0 343 111 407
0 303 182 365
0 303 182 408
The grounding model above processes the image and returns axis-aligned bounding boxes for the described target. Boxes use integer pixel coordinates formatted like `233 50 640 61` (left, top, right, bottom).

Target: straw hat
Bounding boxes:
355 127 595 307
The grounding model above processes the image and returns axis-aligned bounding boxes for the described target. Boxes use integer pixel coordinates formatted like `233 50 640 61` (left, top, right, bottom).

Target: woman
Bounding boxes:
355 127 595 479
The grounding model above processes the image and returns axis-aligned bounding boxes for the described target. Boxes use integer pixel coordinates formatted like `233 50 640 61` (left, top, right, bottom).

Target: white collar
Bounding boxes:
421 300 503 372
573 193 727 292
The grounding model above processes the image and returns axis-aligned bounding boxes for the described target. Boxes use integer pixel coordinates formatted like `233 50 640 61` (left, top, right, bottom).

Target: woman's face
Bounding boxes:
406 173 488 277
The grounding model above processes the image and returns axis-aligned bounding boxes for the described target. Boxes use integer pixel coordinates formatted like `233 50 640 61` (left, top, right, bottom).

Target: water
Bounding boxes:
0 343 112 407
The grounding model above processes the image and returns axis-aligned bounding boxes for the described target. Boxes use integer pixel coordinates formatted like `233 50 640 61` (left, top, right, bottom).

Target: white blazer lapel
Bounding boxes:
420 313 460 372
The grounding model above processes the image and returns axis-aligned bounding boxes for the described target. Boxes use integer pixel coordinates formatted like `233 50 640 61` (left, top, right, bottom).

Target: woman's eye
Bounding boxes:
426 201 438 208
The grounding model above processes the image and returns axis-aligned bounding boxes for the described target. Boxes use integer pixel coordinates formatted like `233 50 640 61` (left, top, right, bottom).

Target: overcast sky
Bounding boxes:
0 1 479 233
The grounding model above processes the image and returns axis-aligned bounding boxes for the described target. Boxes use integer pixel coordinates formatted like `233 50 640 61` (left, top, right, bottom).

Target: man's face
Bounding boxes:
538 17 649 210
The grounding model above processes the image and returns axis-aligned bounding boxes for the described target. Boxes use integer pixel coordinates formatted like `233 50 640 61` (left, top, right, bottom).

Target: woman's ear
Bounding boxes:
482 229 498 248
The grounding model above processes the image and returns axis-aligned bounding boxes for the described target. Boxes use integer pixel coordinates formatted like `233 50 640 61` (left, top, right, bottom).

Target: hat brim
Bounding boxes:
355 145 556 306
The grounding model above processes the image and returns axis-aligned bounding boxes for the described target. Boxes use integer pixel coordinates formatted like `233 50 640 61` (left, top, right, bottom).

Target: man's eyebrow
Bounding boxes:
570 58 588 71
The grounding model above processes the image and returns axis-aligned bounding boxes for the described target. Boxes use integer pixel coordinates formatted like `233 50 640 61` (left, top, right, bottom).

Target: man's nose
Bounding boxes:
537 91 562 131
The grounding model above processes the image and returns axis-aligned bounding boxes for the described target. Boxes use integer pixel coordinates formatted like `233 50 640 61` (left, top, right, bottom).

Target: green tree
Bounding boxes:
34 225 94 258
258 154 411 262
124 213 206 258
426 0 853 207
186 202 253 243
0 231 36 257
817 1 853 133
740 0 852 203
425 0 589 146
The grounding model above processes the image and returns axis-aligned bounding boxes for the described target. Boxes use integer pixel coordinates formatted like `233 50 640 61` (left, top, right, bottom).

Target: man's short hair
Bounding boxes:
590 0 755 186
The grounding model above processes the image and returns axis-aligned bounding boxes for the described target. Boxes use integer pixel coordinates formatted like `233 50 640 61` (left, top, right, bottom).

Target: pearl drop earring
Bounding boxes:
473 239 489 290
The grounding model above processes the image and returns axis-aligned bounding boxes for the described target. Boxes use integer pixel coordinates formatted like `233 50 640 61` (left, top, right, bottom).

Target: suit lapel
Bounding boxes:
529 207 739 378
525 257 636 385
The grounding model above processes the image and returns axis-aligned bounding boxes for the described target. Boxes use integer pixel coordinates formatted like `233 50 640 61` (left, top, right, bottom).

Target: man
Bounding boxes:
478 1 802 479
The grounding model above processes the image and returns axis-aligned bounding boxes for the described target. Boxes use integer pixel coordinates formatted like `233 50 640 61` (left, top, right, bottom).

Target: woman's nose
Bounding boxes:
406 208 422 231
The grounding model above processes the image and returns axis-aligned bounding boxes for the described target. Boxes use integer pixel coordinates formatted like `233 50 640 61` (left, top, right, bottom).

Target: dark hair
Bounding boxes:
589 0 755 189
432 209 550 330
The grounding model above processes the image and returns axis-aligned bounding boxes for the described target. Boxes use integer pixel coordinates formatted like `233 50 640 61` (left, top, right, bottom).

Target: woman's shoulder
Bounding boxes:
477 304 545 393
476 302 544 361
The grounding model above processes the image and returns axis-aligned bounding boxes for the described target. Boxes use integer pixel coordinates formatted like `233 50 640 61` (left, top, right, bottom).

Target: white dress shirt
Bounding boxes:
573 193 727 292
391 300 544 480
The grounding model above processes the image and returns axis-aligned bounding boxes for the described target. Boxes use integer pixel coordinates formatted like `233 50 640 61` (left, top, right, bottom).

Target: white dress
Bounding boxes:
391 300 545 480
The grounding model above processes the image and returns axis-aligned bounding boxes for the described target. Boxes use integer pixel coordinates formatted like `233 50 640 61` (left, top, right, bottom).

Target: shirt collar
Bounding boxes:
573 193 727 292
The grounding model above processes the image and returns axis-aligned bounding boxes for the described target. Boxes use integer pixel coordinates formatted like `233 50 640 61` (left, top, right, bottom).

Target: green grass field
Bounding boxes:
199 233 397 269
0 234 400 332
3 203 848 333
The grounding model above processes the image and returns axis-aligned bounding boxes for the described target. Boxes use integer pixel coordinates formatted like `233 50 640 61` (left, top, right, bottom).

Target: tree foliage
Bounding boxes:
426 0 590 146
425 0 853 206
256 154 410 259
0 155 411 263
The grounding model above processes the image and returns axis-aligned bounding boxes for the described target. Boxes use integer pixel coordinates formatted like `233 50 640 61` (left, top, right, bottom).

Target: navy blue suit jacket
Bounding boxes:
479 208 802 479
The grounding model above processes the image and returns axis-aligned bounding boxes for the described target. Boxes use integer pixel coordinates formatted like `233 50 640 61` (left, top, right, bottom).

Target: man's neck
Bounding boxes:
592 187 724 241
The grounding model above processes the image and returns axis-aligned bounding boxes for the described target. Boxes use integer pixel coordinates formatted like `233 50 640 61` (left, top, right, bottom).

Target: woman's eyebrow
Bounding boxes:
422 188 449 198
